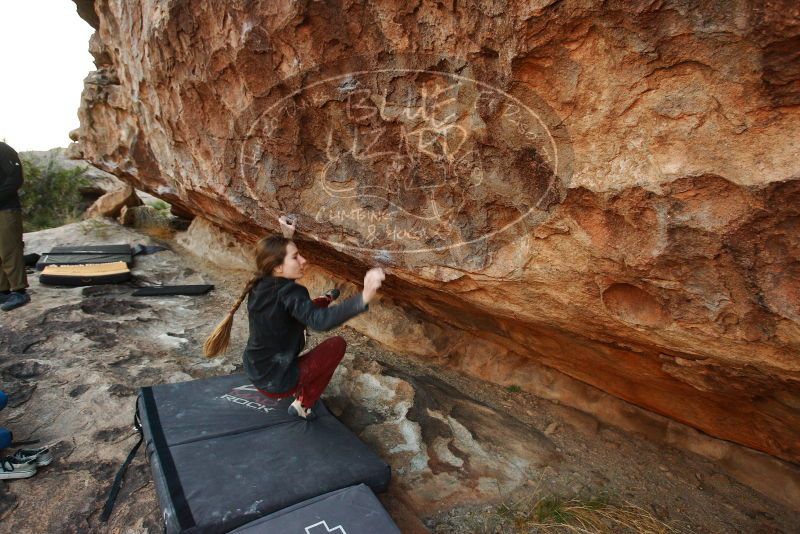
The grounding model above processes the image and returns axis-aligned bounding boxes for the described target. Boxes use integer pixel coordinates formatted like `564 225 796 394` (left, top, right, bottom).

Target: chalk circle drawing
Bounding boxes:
235 56 573 256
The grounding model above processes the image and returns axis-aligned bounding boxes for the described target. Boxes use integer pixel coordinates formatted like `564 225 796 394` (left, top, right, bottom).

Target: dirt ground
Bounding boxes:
0 219 797 534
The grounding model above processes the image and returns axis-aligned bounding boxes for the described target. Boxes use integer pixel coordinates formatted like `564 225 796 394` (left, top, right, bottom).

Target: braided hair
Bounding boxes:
203 235 291 357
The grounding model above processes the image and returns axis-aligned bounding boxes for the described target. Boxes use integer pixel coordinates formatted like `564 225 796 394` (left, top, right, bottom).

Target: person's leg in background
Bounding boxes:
0 389 41 479
0 390 11 450
0 209 29 311
0 225 10 300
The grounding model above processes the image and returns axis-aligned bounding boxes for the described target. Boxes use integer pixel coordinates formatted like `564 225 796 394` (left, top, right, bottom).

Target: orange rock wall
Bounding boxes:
70 1 799 464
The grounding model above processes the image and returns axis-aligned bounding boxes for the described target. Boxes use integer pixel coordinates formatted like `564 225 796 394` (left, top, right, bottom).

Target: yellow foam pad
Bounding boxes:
41 261 130 276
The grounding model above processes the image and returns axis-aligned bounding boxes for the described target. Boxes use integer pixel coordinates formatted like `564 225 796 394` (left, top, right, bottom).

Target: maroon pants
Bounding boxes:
257 296 346 408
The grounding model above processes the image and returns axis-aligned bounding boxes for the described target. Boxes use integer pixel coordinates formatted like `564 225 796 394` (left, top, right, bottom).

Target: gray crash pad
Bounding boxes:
230 484 400 534
36 244 133 270
138 374 391 534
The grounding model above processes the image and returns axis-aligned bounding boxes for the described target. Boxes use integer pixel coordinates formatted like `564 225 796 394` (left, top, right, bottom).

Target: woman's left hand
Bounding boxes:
278 214 296 238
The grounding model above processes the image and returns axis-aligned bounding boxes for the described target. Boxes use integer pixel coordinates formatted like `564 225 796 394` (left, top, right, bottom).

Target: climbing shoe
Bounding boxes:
288 403 317 421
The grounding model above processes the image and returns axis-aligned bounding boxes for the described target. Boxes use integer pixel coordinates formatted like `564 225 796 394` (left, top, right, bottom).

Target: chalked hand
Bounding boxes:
277 214 296 238
362 267 385 305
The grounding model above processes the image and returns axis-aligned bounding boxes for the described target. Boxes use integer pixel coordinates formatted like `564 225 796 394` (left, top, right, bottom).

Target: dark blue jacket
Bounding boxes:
0 142 23 211
243 276 369 393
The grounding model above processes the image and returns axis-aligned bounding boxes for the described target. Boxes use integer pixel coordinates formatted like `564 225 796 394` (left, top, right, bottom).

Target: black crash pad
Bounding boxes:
229 484 400 534
138 374 391 534
23 253 40 268
132 285 214 297
39 262 132 286
36 244 133 271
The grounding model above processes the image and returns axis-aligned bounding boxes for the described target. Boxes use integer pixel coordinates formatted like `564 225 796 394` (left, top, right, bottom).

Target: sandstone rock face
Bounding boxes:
70 0 800 468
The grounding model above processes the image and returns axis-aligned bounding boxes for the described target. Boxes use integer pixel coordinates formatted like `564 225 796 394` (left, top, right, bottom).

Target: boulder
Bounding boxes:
68 0 800 465
84 183 142 219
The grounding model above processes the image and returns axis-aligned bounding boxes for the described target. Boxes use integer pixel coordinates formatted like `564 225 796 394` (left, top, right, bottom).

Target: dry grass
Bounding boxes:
504 495 683 533
141 225 176 240
434 494 688 534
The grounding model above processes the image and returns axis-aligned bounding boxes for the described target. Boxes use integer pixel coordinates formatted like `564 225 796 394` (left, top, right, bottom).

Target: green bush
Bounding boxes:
147 198 171 213
19 157 90 232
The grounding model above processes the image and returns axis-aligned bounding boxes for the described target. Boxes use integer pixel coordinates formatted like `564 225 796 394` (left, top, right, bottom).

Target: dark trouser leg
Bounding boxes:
255 387 296 400
295 336 347 409
0 391 9 449
0 210 27 292
0 262 7 293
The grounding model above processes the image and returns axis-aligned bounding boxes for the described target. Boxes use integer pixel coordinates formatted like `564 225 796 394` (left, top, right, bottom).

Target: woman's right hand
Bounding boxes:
362 267 385 305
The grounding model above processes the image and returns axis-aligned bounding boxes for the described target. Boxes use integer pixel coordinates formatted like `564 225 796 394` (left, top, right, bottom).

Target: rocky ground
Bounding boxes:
0 218 797 533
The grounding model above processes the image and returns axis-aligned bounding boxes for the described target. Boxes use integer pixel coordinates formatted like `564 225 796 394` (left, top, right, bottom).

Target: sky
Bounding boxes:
0 1 95 151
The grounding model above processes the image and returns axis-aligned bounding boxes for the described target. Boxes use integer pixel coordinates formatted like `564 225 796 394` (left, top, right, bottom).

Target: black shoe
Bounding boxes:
10 446 52 467
1 292 30 312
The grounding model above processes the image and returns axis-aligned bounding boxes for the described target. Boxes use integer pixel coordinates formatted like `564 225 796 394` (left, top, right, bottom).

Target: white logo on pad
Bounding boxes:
232 384 261 392
305 520 347 534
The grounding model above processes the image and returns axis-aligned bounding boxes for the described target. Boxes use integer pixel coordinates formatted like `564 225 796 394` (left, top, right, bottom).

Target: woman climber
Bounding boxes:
204 215 385 420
